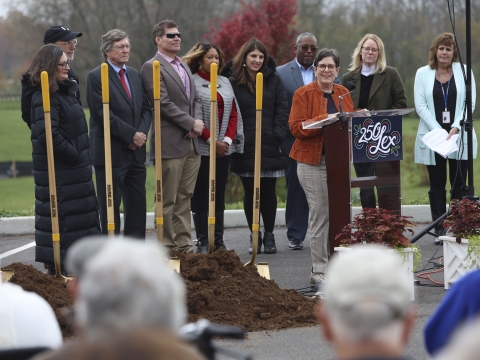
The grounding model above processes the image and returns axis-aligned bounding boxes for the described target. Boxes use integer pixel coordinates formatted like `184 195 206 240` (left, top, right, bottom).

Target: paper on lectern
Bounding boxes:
422 128 459 158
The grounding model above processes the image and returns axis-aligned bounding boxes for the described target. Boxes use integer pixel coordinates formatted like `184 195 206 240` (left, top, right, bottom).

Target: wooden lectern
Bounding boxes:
303 109 414 254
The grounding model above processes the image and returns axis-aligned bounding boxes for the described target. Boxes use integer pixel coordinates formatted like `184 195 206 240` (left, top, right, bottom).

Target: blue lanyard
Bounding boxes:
437 69 451 111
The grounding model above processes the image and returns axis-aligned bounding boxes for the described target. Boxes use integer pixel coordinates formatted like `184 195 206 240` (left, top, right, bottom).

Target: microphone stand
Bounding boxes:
338 89 355 127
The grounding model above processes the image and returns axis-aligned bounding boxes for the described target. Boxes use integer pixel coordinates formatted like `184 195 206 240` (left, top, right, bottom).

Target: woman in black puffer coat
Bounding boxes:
221 38 288 255
25 44 100 274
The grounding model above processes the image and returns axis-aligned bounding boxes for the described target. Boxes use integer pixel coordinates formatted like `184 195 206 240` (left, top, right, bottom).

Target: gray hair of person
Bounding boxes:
152 19 178 46
348 33 387 74
100 29 129 58
296 32 317 45
74 238 186 338
314 48 340 68
323 245 413 345
65 237 108 278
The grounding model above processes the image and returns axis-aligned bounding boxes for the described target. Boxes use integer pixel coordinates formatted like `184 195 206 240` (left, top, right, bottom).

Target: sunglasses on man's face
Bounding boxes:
165 32 181 39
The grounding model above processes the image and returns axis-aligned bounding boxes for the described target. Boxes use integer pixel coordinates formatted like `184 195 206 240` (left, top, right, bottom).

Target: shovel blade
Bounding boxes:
168 257 180 273
256 262 270 279
1 269 14 282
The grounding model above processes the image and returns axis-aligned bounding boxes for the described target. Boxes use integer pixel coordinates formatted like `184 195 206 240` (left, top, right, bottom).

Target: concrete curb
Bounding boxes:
0 205 433 236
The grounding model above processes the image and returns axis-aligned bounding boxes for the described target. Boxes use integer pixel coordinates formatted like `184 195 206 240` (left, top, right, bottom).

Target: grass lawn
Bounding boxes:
1 100 479 213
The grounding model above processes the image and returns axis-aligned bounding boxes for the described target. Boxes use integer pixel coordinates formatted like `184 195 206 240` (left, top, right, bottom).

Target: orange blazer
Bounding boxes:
289 81 354 165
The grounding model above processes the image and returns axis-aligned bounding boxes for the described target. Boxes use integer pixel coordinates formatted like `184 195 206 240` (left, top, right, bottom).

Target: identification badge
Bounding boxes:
443 111 450 124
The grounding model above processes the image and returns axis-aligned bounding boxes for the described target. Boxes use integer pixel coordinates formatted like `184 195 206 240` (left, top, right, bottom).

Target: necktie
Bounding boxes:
118 69 132 100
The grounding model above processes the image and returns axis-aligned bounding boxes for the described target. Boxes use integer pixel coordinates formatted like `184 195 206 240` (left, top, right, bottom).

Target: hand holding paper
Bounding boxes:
422 128 459 158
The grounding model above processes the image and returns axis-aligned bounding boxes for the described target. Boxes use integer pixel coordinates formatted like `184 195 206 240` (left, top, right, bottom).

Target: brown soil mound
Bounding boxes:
175 249 317 332
3 250 317 335
2 263 74 338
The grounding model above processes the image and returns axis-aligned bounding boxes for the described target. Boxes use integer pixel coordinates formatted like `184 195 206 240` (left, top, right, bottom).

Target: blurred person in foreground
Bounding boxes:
342 33 407 210
33 328 206 360
424 269 480 356
317 246 416 360
433 316 480 360
289 48 353 286
25 44 100 275
32 237 205 360
182 42 244 253
0 278 62 352
414 32 477 245
22 25 83 128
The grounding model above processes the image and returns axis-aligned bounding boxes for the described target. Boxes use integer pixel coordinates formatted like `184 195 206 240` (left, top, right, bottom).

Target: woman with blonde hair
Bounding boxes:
182 43 244 253
342 33 407 209
414 32 476 244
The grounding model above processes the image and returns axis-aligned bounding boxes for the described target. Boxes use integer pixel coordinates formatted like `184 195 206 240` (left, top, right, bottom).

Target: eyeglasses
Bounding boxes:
316 64 337 71
56 39 77 46
57 60 71 69
113 45 132 51
298 45 318 52
165 32 181 39
362 46 379 53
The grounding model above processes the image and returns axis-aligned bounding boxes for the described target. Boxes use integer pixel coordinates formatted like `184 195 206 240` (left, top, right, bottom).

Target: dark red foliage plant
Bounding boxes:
444 198 480 243
205 0 298 64
336 208 416 248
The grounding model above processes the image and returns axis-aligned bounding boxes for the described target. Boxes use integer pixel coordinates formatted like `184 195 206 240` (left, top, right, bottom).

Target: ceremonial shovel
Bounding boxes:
152 60 179 272
244 73 270 279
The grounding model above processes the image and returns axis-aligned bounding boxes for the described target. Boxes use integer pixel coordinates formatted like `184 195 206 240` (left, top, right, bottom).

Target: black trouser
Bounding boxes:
426 153 467 196
285 133 309 242
191 155 230 213
95 157 147 239
354 162 377 209
240 176 277 233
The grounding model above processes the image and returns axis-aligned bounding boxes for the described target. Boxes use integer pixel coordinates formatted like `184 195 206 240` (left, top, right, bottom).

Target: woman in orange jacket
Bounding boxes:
289 48 354 286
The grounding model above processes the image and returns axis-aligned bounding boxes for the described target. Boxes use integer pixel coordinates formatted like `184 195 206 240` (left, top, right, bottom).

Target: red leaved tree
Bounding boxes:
205 0 298 65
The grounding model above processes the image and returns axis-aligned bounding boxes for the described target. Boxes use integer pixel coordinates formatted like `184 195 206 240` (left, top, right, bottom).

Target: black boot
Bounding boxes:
263 232 277 254
214 212 228 251
193 213 208 254
249 231 262 254
429 190 447 245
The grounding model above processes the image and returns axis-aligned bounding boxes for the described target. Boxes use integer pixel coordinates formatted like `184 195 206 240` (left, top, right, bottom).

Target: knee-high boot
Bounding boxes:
192 213 208 253
214 212 228 251
429 190 447 245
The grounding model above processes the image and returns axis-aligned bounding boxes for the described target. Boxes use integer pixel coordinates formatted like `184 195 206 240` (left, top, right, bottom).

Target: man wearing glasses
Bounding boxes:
21 25 82 127
277 33 340 252
141 20 204 253
86 29 152 239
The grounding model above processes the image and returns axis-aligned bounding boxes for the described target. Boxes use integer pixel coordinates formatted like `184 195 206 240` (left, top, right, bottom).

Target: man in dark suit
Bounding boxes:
86 29 152 239
277 33 319 251
141 20 203 253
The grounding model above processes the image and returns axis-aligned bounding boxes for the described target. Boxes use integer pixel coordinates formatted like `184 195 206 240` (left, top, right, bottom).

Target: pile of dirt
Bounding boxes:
176 249 317 332
2 263 74 338
3 249 317 335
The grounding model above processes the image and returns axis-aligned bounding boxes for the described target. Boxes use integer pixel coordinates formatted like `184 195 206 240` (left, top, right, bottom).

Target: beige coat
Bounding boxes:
141 53 203 160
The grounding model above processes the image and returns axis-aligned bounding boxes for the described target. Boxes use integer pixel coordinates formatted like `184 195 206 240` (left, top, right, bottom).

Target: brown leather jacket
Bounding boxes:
289 81 354 165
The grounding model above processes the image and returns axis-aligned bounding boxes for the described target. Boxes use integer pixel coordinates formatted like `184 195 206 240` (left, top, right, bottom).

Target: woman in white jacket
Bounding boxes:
414 32 476 244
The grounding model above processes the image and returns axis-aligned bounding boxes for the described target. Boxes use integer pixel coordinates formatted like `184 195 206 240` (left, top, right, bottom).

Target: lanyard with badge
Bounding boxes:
438 69 451 124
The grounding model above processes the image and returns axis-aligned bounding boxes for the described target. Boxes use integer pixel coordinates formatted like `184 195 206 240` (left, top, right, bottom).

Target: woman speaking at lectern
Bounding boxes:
289 48 353 286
